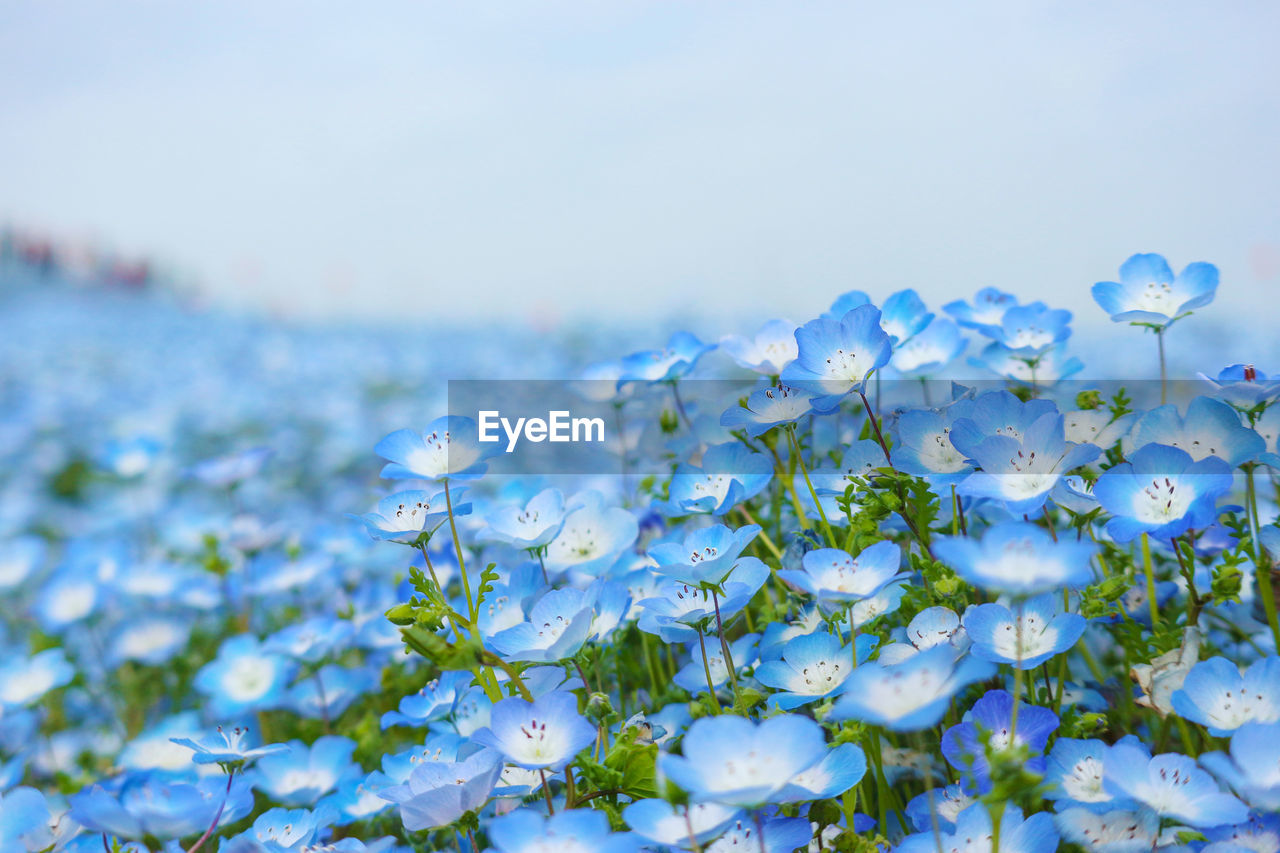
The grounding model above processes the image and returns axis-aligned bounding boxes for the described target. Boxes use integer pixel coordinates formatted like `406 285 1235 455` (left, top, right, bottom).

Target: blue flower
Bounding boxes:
780 304 893 410
777 540 903 605
755 630 876 709
657 442 774 516
1093 443 1234 542
944 287 1019 336
319 771 395 825
648 523 761 587
0 535 44 592
890 317 966 377
619 330 715 385
719 319 799 375
487 808 641 853
775 741 868 802
897 803 1060 853
1045 735 1147 813
1052 807 1160 853
380 670 474 730
622 800 741 849
69 772 256 840
880 289 935 345
933 522 1096 595
657 713 840 806
954 412 1100 514
941 690 1059 791
170 725 287 769
233 806 328 850
1199 364 1280 410
286 665 378 720
265 616 356 664
904 783 977 833
0 787 52 852
471 691 595 771
543 490 639 575
1092 253 1218 326
99 435 163 478
480 487 566 549
830 645 996 731
490 581 629 662
357 487 464 543
993 303 1073 356
963 593 1087 668
107 616 191 667
878 606 969 665
1126 397 1264 467
636 558 769 643
378 748 502 831
1104 741 1248 827
970 340 1084 385
893 409 973 484
374 415 496 481
702 815 815 852
1171 656 1280 736
720 384 815 437
0 648 74 709
823 289 872 319
253 736 362 806
1201 722 1280 810
673 632 759 693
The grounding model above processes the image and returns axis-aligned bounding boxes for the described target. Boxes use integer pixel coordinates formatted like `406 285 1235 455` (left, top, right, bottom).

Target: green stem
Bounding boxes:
788 425 837 547
1246 464 1280 654
696 625 723 714
1141 533 1160 629
444 480 476 624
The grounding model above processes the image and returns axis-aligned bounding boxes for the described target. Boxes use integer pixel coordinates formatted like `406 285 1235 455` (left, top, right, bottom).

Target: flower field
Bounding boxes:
2 254 1279 853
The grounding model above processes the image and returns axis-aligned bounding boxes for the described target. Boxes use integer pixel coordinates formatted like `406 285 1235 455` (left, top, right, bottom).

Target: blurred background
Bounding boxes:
2 0 1278 337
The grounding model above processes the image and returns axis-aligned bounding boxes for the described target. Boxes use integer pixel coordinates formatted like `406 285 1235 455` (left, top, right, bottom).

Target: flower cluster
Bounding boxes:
3 255 1280 853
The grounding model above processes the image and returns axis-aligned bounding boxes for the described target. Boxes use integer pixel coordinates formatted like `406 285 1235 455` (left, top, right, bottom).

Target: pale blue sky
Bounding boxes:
2 1 1278 328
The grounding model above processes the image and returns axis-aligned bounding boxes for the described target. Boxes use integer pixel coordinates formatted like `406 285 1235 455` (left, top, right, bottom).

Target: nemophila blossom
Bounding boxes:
963 593 1087 669
944 287 1019 336
894 409 973 484
780 304 893 410
658 713 843 806
194 634 296 718
934 522 1096 595
1052 807 1160 853
636 558 769 643
320 771 395 825
971 340 1084 385
897 802 1060 853
991 303 1072 356
619 331 715 384
253 736 362 806
107 616 191 667
720 384 814 437
1093 443 1234 542
1092 253 1218 326
1170 656 1280 736
657 442 773 516
287 665 378 720
170 725 287 769
823 288 872 319
906 783 978 833
1104 742 1248 827
471 691 594 771
0 535 43 591
890 316 966 377
375 415 495 482
719 318 799 375
1203 812 1280 853
190 446 271 489
265 616 355 664
1063 408 1136 450
99 435 163 478
797 440 885 518
378 747 502 831
1201 722 1280 810
1200 364 1280 410
489 580 630 662
776 742 869 802
1045 736 1147 812
704 816 814 853
381 670 473 730
33 568 101 631
648 523 761 586
487 808 640 853
878 605 969 664
0 787 56 852
674 632 759 693
880 289 935 345
622 800 741 849
941 690 1059 790
357 487 464 543
1125 396 1264 466
830 645 995 731
778 540 903 604
117 713 205 772
954 412 1100 514
480 487 565 549
543 490 638 575
69 772 256 840
0 648 73 709
229 806 333 851
755 630 876 709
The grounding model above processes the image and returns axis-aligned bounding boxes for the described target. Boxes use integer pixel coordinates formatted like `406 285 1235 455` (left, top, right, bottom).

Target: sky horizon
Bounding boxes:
2 1 1278 327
